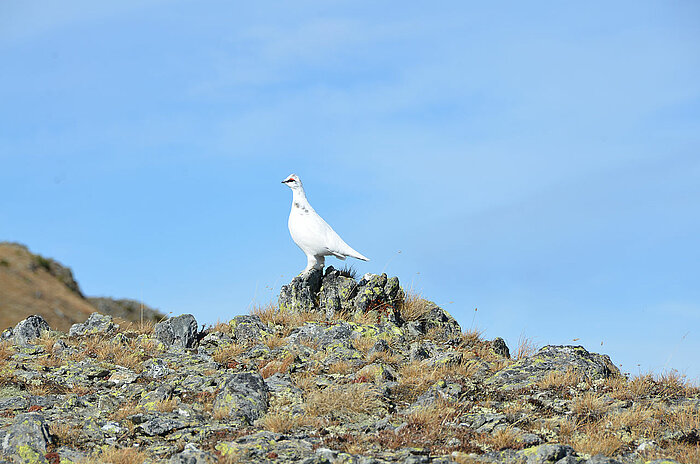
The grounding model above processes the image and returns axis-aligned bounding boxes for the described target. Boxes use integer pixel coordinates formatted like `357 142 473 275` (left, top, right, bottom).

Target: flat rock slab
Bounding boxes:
486 345 620 390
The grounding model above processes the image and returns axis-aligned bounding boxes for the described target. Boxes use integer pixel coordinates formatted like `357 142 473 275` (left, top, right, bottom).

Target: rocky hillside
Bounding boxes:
0 242 164 331
0 267 698 464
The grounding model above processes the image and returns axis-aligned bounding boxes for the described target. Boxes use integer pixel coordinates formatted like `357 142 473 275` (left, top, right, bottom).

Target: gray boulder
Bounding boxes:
213 372 269 425
517 444 576 464
229 315 271 345
487 345 620 390
12 315 50 345
169 446 218 464
491 337 511 358
155 314 199 349
278 269 323 312
1 413 51 463
69 312 117 337
352 273 403 324
319 267 358 319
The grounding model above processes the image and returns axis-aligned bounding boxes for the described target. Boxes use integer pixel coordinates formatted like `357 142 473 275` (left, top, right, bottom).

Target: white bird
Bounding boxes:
282 173 369 274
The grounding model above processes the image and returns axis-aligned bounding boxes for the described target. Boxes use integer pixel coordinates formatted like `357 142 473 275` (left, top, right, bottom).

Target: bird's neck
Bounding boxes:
292 188 311 207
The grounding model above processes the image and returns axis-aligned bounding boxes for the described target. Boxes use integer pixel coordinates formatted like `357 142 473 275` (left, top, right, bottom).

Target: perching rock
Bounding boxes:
12 315 50 345
278 269 323 312
487 345 620 390
1 413 51 463
69 312 117 337
213 372 269 425
318 267 358 319
155 314 199 349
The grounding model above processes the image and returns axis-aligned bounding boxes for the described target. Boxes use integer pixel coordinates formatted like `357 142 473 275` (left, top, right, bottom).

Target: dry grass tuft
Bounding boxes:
484 426 523 451
213 343 246 366
93 447 149 464
568 421 625 457
262 333 286 350
50 422 83 447
514 335 538 360
398 292 433 322
0 340 14 363
570 392 607 421
352 336 377 354
251 304 325 329
258 411 314 433
261 354 296 379
537 367 584 390
327 360 354 375
306 384 385 421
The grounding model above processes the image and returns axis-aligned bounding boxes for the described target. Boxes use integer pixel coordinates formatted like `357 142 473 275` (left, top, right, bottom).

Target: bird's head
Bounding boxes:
281 173 303 190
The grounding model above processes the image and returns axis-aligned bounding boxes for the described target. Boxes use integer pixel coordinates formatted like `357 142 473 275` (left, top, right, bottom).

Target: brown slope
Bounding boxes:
0 242 163 332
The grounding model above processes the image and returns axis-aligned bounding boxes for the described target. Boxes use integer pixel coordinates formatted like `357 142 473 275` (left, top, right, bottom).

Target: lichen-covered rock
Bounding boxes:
407 301 461 338
517 444 576 464
69 312 117 337
155 314 199 349
169 446 218 464
319 267 359 319
213 372 269 425
1 413 51 463
491 337 510 359
486 345 620 390
228 315 271 345
353 273 403 324
278 268 323 312
12 315 50 345
136 415 185 436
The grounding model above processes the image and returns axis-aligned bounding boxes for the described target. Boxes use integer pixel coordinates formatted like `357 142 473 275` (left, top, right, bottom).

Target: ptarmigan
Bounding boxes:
282 173 369 274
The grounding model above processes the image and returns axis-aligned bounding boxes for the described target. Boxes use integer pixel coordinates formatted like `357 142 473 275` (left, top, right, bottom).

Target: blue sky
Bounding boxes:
1 1 699 381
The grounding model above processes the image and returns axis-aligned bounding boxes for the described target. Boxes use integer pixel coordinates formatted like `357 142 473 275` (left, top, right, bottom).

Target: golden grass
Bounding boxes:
568 420 625 457
537 367 583 390
306 384 385 421
260 354 295 379
262 333 286 350
398 292 433 322
251 304 325 328
514 335 539 360
212 343 246 365
257 410 314 433
92 447 149 464
352 336 377 353
50 422 83 447
68 335 142 370
570 392 607 421
0 340 14 363
484 426 523 451
327 360 354 375
394 359 479 404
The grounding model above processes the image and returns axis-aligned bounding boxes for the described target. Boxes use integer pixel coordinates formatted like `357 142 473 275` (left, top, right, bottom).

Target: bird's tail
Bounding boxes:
347 249 369 261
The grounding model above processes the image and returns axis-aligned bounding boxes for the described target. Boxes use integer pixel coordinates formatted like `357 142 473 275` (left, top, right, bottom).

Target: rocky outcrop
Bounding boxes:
487 345 620 390
0 276 693 464
279 267 406 324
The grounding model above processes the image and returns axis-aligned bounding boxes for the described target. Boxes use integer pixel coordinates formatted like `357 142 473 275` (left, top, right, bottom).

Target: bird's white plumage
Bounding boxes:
282 173 369 273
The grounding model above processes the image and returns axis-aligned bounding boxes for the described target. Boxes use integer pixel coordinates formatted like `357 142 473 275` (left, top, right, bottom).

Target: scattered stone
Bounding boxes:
155 314 199 349
491 337 510 358
69 312 117 337
1 413 51 462
229 315 271 344
12 315 50 345
213 372 269 425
